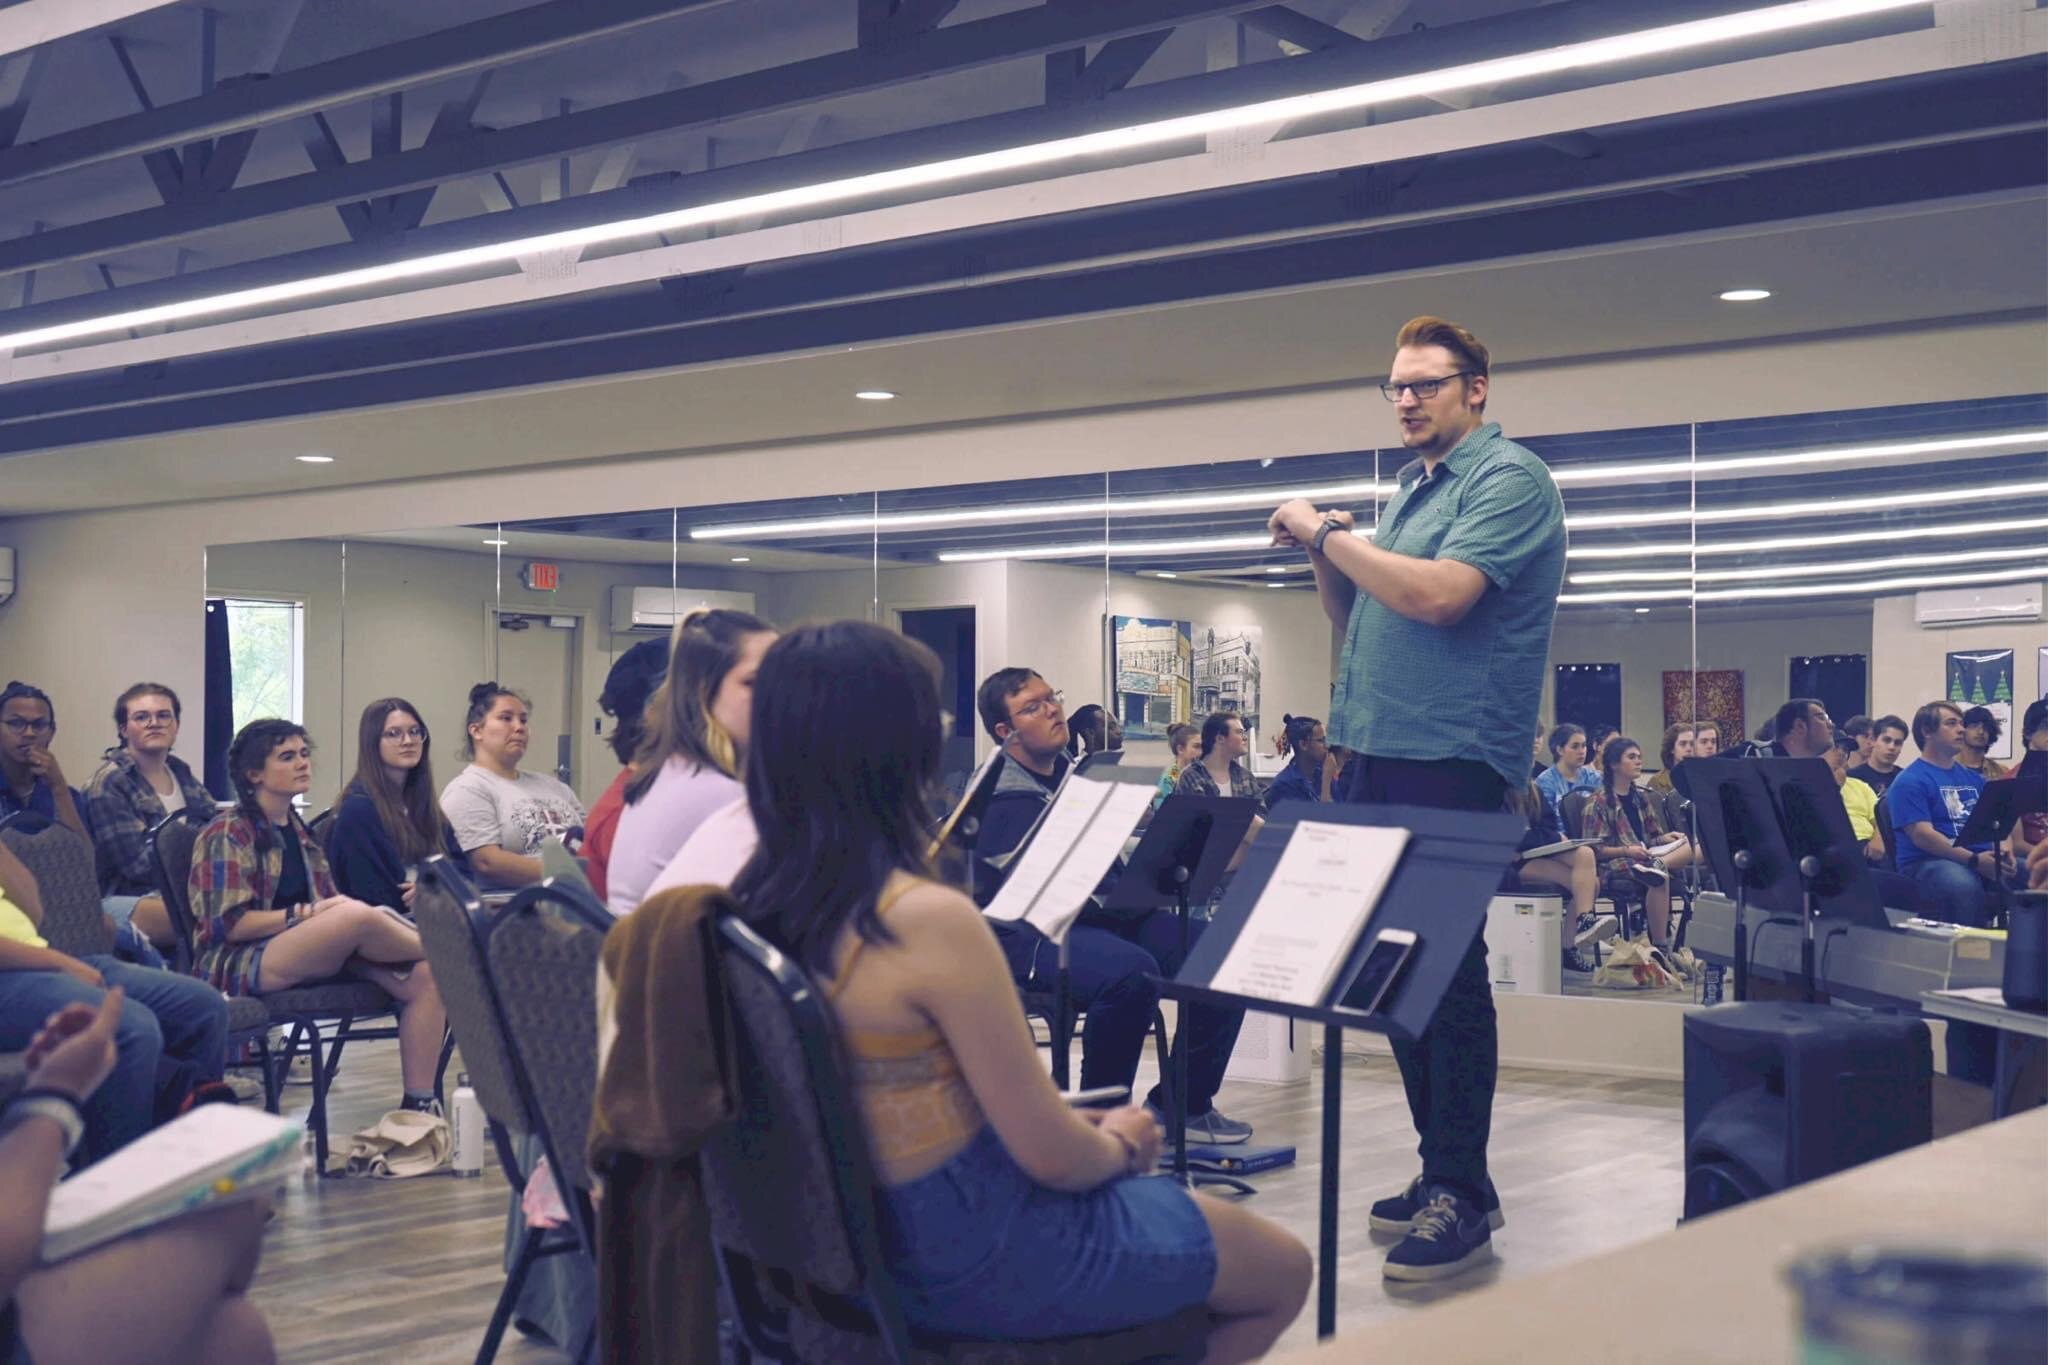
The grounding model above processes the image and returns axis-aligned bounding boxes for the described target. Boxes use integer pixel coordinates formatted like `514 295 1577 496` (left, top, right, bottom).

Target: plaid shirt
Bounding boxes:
188 806 336 994
1581 786 1671 874
83 748 217 895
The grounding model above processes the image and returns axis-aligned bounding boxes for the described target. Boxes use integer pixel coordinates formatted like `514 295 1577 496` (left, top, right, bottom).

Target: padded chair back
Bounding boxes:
414 857 528 1139
485 880 607 1228
700 914 911 1349
307 806 337 854
1873 794 1898 872
0 816 114 958
150 811 207 974
1559 789 1595 840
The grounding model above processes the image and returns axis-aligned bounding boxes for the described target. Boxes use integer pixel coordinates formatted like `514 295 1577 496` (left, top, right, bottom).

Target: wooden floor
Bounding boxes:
247 1036 1687 1362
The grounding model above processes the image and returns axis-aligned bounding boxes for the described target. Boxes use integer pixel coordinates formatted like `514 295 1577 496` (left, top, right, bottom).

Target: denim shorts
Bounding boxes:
877 1126 1216 1341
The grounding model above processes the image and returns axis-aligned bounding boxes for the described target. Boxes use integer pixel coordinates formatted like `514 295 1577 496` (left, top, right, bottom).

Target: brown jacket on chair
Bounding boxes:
589 885 737 1365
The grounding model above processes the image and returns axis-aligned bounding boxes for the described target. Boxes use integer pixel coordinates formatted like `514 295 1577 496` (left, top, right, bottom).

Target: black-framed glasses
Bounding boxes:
1379 372 1472 402
381 726 426 743
0 717 53 736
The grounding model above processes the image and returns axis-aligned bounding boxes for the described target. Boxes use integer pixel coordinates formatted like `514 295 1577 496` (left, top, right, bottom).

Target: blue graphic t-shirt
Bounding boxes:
1885 758 1986 873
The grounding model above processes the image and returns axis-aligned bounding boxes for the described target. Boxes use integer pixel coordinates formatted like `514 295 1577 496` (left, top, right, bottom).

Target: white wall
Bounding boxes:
1871 585 2047 750
1542 605 1876 754
205 539 694 806
3 314 2040 776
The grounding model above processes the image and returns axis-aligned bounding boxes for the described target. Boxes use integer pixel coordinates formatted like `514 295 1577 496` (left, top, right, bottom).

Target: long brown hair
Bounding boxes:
348 697 448 863
625 607 773 804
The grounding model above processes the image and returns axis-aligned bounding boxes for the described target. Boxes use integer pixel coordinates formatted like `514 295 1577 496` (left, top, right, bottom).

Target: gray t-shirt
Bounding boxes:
440 765 587 858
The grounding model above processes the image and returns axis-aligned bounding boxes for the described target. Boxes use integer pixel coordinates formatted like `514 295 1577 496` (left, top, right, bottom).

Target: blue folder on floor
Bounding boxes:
1162 1143 1297 1176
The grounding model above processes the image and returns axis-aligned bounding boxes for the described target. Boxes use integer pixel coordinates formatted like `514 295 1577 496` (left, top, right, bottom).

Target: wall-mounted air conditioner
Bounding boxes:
609 584 757 633
1914 581 2041 628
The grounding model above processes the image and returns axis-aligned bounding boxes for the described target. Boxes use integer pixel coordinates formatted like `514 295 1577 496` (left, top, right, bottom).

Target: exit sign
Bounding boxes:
522 562 559 592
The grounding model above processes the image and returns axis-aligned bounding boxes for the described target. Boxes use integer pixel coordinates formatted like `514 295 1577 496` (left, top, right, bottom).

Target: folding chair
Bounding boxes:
704 913 1207 1364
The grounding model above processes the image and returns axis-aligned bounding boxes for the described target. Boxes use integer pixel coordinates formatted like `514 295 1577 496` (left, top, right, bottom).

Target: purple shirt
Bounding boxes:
604 756 744 915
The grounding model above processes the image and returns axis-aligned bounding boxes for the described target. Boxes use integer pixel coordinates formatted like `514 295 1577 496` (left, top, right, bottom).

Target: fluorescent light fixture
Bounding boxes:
729 556 751 563
1562 563 2048 606
1719 288 1773 301
3 0 1926 357
854 390 897 401
1634 607 1652 613
1570 514 2048 560
1551 431 2046 490
695 480 1378 541
1267 582 1287 588
1153 571 1178 578
293 453 334 464
483 538 509 547
1570 479 2048 531
1266 566 1290 574
1572 544 2048 586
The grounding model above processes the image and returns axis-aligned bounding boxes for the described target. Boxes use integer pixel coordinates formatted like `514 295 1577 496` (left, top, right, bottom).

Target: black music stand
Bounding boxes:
1159 802 1523 1339
1756 757 1895 1000
981 763 1163 1091
1098 793 1257 1194
1957 758 2047 928
1676 758 1805 1002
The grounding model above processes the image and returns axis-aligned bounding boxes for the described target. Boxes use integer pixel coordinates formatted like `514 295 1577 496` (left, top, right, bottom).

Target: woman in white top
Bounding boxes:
439 683 585 889
604 609 776 915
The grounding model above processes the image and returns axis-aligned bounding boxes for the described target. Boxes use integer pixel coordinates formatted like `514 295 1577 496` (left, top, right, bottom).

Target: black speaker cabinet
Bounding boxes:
1683 1003 1931 1221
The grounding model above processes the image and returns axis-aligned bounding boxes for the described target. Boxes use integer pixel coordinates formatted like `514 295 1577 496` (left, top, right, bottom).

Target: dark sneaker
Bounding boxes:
1574 912 1619 948
1184 1108 1254 1145
1369 1174 1505 1235
1562 947 1598 975
1383 1187 1496 1282
178 1080 241 1115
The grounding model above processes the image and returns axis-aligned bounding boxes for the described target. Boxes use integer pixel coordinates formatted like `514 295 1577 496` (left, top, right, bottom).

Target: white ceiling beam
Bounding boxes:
0 0 188 59
9 13 2044 388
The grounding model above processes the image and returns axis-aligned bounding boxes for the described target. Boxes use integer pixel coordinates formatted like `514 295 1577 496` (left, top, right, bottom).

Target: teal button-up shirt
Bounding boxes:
1328 421 1567 788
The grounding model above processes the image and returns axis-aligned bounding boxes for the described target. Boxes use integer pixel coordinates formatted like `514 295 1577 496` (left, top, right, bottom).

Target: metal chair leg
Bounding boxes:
304 1025 333 1174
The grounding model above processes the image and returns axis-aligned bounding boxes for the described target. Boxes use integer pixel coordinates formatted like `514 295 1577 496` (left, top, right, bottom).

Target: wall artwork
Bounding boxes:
1947 648 2015 760
1192 623 1263 740
1112 616 1192 737
1664 669 1744 751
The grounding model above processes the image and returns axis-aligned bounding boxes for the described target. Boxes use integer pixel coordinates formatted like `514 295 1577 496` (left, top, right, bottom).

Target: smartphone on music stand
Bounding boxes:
1350 927 1419 1016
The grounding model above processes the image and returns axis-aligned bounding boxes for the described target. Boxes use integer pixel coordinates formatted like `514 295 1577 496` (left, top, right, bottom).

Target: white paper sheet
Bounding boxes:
1208 821 1411 1008
982 776 1112 924
1028 781 1159 942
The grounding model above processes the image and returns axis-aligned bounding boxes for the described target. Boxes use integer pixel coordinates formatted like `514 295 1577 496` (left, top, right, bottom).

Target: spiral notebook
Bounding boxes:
40 1105 302 1263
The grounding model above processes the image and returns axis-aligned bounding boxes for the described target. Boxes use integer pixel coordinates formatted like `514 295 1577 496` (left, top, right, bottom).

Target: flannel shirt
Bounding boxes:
83 748 216 896
188 806 337 995
1580 786 1672 878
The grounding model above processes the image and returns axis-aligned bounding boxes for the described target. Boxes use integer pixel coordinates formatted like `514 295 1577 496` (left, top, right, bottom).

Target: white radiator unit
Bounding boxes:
608 585 757 633
1914 582 2041 627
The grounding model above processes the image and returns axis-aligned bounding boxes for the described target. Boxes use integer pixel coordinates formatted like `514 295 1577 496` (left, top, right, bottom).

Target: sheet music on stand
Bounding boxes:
1209 820 1410 1008
983 765 1161 943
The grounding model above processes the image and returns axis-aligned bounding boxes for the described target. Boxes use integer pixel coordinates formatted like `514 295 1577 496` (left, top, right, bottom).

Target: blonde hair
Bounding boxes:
625 607 772 802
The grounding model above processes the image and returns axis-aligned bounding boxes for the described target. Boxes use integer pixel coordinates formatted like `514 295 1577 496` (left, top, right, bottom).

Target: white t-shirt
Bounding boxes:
604 756 745 916
441 765 586 858
639 798 759 910
158 783 186 816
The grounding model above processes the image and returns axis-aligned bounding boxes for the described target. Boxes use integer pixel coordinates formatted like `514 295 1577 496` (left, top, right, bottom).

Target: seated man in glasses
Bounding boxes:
0 683 92 843
972 668 1252 1145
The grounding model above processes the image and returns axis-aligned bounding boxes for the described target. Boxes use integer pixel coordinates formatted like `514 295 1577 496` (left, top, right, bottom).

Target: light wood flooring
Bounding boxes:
246 1036 1687 1362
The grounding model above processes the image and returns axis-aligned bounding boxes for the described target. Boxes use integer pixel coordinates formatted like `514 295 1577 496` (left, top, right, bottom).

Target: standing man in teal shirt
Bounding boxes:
1269 315 1566 1282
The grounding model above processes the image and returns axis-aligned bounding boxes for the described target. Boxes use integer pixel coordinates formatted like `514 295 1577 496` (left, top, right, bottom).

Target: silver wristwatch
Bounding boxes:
2 1091 86 1159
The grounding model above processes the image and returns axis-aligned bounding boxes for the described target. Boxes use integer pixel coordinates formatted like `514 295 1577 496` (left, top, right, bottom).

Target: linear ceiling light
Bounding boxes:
693 480 1380 541
1561 563 2048 606
1569 479 2048 531
1571 543 2048 585
1568 514 2048 560
1 0 1926 356
1551 430 2047 489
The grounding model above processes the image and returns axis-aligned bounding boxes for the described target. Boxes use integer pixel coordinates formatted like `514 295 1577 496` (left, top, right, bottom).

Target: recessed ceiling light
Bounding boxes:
482 538 508 547
294 454 334 464
729 556 751 563
1719 288 1772 302
854 390 897 401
